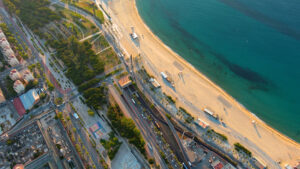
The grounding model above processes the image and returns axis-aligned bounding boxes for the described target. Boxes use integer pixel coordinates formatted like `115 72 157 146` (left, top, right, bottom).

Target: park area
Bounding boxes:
62 0 105 23
53 4 99 39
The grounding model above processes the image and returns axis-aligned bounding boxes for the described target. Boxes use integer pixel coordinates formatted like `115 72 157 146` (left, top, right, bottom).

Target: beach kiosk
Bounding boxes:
161 71 173 84
203 108 219 120
161 72 168 80
194 118 209 129
149 78 161 88
130 27 138 39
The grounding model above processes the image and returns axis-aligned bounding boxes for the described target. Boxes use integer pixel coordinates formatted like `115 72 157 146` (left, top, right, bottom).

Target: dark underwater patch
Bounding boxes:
154 4 272 89
211 50 270 85
218 0 300 41
228 63 268 84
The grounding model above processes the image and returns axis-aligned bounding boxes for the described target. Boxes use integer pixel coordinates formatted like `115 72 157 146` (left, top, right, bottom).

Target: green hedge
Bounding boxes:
107 106 146 155
234 142 252 157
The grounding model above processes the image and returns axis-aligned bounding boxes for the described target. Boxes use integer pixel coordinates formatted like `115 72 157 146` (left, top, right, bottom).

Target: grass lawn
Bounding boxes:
95 35 110 48
98 48 120 71
64 0 105 23
53 5 98 37
90 34 110 53
62 21 83 39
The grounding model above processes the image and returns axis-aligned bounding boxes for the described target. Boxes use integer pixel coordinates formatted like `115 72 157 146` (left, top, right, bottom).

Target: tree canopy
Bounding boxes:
107 106 145 155
49 36 104 85
3 0 61 32
83 86 106 110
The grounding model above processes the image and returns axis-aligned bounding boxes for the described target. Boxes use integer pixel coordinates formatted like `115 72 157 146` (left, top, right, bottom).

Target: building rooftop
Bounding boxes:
10 69 21 81
10 69 19 75
0 122 48 168
118 75 132 88
20 89 40 110
149 78 161 88
195 118 209 129
212 160 224 169
22 70 34 82
13 164 24 169
0 88 5 104
223 163 236 169
13 97 26 117
13 80 25 94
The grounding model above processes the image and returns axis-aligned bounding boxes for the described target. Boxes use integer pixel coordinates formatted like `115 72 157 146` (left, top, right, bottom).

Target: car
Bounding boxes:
147 143 153 151
183 163 188 169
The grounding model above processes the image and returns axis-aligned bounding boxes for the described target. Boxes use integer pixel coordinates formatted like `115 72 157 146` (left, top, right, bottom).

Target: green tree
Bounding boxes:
88 109 95 116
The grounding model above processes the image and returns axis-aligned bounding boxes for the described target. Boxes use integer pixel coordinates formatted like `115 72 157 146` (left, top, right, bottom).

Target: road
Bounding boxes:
132 71 245 167
1 0 243 168
69 109 103 169
50 0 128 70
0 4 39 60
0 0 73 95
133 75 243 167
55 117 86 169
79 31 102 42
93 0 280 167
24 153 57 169
50 1 191 168
4 101 54 136
122 86 190 168
0 6 39 81
0 64 22 79
40 122 65 169
109 84 169 169
0 2 103 168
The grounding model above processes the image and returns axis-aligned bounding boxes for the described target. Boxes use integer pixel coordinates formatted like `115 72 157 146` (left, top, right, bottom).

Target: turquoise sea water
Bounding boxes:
136 0 300 142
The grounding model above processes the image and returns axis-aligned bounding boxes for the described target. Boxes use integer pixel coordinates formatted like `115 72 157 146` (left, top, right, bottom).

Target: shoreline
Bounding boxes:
132 0 300 147
108 0 300 165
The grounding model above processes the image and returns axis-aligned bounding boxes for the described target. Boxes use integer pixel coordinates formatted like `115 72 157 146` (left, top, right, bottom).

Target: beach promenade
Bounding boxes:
102 0 300 167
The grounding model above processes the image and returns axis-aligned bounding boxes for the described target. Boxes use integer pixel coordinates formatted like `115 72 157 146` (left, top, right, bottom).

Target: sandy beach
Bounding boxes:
104 0 300 166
